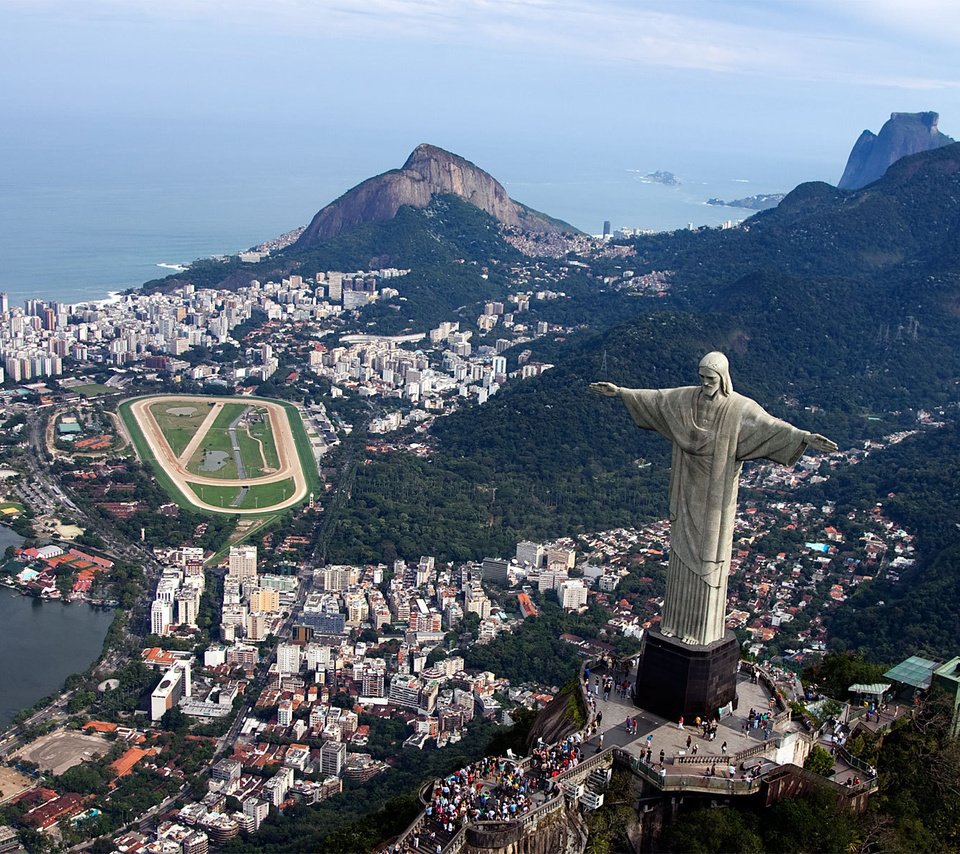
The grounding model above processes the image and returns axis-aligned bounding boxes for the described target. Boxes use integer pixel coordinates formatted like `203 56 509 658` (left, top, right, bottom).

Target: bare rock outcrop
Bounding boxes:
838 111 954 190
294 144 575 247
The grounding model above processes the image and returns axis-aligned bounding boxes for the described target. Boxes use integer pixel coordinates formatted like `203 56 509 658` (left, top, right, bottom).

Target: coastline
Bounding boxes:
89 290 123 308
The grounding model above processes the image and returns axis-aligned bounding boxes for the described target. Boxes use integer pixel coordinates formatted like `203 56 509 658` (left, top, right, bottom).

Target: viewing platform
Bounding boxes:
383 660 879 854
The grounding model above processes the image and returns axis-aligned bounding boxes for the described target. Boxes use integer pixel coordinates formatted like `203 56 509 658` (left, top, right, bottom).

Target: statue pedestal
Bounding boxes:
634 628 739 722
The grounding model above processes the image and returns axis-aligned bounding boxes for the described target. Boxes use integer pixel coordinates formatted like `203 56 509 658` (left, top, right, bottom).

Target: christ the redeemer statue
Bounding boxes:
590 352 836 647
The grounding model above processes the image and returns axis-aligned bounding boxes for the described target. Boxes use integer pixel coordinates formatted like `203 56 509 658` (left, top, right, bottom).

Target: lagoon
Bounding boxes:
0 526 114 727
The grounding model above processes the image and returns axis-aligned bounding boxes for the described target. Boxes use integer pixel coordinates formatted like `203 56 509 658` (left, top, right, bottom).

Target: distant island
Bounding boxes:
640 170 680 186
706 192 785 211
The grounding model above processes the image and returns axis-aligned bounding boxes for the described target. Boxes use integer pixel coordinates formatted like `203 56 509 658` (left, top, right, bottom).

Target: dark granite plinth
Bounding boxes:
634 628 739 722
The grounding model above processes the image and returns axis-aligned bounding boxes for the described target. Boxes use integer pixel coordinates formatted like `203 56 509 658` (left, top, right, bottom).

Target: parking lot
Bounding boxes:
15 730 110 775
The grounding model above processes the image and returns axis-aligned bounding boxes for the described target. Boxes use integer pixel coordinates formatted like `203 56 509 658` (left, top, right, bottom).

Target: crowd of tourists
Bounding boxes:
408 734 586 849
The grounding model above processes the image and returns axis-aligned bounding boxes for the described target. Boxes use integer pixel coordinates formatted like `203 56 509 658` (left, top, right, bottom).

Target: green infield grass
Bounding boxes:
184 403 282 480
187 477 296 510
73 383 119 398
148 400 216 458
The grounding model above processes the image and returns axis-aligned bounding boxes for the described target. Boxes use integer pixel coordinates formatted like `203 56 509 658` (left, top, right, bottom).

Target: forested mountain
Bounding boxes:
810 422 960 660
429 140 960 499
327 143 960 663
145 194 523 332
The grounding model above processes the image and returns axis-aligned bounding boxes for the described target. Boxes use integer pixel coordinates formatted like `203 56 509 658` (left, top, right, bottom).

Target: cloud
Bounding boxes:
808 0 960 46
3 0 957 90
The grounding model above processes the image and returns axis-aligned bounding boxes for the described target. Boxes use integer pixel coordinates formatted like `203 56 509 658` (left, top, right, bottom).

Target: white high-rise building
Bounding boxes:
276 643 302 675
243 798 269 832
151 599 173 636
516 541 545 568
327 272 343 303
176 588 200 627
228 545 258 581
559 579 588 612
304 643 332 672
150 661 192 720
361 659 386 698
320 741 346 776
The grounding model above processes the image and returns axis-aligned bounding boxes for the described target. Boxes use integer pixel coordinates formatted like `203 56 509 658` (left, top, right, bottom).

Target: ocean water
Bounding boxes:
0 116 836 307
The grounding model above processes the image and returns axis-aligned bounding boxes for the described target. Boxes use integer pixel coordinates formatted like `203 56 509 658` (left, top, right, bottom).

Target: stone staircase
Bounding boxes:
407 820 457 854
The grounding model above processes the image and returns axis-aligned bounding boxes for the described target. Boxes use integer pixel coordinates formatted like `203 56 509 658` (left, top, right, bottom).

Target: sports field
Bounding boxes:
120 395 312 516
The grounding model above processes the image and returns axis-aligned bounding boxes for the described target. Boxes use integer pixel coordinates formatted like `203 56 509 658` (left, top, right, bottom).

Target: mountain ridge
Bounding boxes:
375 139 960 633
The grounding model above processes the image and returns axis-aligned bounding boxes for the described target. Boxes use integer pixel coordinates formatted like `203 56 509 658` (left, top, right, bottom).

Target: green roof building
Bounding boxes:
931 658 960 738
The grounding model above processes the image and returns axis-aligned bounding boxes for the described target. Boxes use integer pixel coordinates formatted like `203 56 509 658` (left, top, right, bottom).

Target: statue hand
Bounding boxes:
805 433 838 453
589 382 620 397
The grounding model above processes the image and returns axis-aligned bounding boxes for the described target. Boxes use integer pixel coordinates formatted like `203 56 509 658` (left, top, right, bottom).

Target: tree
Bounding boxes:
330 691 353 710
425 647 447 666
801 651 887 701
761 786 858 853
804 745 835 777
160 706 189 733
665 806 763 854
17 827 57 854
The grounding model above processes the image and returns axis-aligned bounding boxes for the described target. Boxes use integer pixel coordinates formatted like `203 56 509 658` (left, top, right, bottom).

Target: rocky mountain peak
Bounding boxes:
838 111 954 190
295 144 575 248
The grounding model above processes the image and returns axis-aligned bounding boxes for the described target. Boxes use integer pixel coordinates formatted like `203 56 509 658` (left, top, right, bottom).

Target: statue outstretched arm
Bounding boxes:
589 382 620 397
803 432 838 453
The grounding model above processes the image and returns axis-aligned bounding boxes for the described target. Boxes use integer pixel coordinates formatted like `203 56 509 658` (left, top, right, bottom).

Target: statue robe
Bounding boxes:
620 386 808 645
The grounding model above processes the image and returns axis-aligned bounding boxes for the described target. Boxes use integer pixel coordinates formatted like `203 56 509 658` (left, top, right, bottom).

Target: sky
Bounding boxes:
1 0 959 299
4 0 958 174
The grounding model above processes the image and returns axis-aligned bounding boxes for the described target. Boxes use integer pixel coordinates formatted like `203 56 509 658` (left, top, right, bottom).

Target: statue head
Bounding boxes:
698 352 732 398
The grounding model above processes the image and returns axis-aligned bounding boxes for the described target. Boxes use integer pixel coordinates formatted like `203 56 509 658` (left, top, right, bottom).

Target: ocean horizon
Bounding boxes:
0 115 838 307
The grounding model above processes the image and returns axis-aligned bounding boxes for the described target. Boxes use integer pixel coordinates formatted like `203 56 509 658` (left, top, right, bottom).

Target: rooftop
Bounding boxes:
884 655 941 690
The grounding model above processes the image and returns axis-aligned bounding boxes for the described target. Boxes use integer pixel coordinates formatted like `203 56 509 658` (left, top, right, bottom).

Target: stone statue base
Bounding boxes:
634 628 739 722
